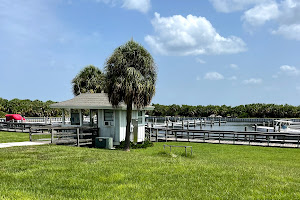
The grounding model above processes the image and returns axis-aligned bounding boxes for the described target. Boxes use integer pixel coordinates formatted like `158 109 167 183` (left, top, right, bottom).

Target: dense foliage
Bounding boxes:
72 65 105 96
0 97 61 118
149 103 300 118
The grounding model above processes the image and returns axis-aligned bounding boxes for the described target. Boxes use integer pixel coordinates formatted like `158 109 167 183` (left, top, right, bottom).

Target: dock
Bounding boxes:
146 126 300 148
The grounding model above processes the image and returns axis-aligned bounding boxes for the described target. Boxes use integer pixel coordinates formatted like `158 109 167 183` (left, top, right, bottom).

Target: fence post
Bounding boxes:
233 133 235 144
156 129 158 142
29 128 32 141
187 121 190 142
51 128 54 144
165 122 168 142
77 128 80 147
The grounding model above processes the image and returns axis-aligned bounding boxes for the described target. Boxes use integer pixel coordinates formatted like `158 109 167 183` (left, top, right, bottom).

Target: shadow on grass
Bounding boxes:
157 150 194 158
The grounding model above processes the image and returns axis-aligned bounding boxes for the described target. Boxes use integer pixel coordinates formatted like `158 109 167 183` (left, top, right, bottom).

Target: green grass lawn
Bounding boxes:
0 131 29 143
0 143 300 199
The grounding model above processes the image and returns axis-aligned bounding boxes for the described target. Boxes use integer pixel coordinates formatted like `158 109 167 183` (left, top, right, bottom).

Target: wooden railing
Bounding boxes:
30 126 98 147
146 127 300 148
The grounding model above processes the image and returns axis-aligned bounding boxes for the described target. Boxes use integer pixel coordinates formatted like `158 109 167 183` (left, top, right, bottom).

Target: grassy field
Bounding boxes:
0 131 29 143
0 142 300 199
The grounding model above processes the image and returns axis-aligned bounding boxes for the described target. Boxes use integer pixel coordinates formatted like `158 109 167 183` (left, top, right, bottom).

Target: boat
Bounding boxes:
256 119 300 133
5 114 26 122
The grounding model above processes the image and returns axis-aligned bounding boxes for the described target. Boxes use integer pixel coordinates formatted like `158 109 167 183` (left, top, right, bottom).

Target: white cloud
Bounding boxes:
204 72 224 80
242 2 279 26
280 65 300 75
122 0 150 13
196 76 201 81
209 0 300 41
94 0 150 13
196 58 206 64
243 78 262 84
272 64 300 78
229 64 239 69
145 13 247 56
272 24 300 40
209 0 265 13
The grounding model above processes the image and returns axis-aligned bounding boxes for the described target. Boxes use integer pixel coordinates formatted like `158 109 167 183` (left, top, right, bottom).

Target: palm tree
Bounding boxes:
72 65 105 96
105 40 157 151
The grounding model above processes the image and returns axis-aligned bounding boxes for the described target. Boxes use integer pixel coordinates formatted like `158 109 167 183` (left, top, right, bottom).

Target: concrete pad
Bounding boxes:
0 141 50 148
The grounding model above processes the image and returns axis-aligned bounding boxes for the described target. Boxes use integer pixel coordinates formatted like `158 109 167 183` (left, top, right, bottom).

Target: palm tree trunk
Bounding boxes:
124 102 132 151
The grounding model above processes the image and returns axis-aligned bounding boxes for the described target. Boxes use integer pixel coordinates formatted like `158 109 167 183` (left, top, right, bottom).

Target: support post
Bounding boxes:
156 129 158 142
79 110 83 127
233 133 235 144
77 128 80 147
165 122 168 142
187 121 190 142
51 128 54 144
29 128 32 141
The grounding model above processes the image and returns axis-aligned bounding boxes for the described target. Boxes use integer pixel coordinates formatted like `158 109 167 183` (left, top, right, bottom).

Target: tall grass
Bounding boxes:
0 142 300 199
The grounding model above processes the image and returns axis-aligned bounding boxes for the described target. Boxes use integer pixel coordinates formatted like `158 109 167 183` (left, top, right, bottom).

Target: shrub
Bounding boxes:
116 140 154 150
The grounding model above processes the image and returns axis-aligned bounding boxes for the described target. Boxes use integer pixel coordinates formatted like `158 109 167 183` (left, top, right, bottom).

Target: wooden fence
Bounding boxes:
30 126 98 147
146 127 300 148
0 122 48 133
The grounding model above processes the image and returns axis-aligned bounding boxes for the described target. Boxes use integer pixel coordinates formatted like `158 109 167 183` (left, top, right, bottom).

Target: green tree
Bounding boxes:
72 65 105 96
105 40 157 151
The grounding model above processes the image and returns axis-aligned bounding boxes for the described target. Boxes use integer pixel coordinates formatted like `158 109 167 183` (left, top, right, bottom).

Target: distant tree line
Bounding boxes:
148 103 300 118
0 98 62 118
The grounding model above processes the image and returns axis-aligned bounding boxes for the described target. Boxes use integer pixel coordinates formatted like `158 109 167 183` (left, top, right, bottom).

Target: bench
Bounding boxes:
163 144 192 157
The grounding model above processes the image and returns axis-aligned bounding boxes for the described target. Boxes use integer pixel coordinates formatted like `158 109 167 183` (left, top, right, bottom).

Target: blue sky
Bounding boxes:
1 0 300 106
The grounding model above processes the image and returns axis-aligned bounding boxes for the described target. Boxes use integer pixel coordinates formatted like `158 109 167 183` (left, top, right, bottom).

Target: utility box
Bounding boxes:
95 137 113 149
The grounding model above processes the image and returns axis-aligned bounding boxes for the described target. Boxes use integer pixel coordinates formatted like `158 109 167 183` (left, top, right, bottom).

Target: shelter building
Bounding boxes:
50 93 153 145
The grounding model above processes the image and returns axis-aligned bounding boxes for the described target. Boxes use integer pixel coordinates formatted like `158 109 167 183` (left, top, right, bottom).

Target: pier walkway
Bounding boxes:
146 127 300 148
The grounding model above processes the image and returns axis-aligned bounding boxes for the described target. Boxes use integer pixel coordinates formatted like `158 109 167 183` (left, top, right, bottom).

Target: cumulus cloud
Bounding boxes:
272 64 300 78
243 78 262 84
209 0 300 41
242 2 279 26
145 13 247 56
272 24 300 40
280 65 300 75
122 0 150 13
204 72 224 80
94 0 150 13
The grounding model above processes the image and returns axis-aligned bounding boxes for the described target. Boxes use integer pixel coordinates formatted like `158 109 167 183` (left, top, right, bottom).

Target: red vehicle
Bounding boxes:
5 114 26 122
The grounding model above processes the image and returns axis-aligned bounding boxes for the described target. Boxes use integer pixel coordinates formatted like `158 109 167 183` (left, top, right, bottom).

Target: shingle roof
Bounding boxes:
50 93 154 110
